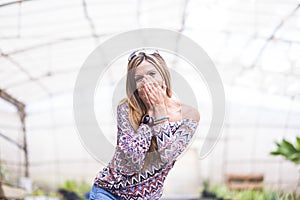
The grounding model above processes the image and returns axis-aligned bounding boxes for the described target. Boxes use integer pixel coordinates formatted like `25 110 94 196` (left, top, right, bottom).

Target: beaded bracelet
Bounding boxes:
153 116 169 125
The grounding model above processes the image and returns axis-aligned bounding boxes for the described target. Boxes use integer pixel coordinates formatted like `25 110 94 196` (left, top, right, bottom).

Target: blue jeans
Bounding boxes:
89 184 123 200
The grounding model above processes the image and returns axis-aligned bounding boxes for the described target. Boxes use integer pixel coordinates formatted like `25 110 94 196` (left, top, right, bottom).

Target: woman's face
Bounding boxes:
134 61 163 102
134 60 164 90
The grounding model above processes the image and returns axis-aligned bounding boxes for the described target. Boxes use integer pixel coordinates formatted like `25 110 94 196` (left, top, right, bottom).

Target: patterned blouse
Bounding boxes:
94 101 199 200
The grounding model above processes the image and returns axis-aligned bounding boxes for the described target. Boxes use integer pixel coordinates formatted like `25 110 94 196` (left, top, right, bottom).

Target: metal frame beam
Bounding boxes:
0 89 28 177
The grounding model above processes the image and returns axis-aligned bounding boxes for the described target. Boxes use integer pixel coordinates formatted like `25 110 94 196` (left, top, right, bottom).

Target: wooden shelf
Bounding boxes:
226 174 264 190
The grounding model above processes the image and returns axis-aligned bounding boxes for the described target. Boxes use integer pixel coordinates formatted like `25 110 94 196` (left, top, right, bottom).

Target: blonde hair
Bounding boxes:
123 52 172 170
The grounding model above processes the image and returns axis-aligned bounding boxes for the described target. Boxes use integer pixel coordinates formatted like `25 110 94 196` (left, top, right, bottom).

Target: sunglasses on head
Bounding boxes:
128 49 159 62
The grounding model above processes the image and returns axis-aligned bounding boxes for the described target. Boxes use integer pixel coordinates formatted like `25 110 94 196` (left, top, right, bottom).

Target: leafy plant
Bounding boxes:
210 184 229 199
0 160 9 181
270 137 300 165
59 179 91 199
29 188 47 196
202 183 299 200
270 137 300 194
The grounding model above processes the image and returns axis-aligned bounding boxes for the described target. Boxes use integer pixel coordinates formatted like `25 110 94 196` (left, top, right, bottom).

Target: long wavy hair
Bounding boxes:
123 51 172 170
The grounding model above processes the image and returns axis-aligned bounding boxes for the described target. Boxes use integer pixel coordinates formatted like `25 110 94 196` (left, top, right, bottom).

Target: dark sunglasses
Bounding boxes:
128 49 159 62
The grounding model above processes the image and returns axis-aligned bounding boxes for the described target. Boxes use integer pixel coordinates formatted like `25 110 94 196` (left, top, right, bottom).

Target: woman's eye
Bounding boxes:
149 72 155 76
135 77 142 82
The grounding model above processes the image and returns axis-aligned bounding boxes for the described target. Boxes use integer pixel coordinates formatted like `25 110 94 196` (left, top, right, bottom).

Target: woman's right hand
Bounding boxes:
143 75 167 107
139 75 167 117
137 82 152 112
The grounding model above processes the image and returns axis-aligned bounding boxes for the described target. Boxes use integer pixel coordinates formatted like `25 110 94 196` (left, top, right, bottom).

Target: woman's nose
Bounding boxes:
136 79 145 88
140 78 146 85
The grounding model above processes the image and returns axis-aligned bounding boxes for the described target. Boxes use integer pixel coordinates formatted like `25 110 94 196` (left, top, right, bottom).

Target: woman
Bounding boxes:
90 49 200 200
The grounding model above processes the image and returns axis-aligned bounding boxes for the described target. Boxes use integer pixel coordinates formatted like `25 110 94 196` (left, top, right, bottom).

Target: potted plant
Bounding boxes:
201 179 222 199
270 137 300 194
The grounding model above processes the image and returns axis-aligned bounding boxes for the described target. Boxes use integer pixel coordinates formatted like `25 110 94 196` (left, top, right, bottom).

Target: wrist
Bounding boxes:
148 107 154 116
153 116 169 125
153 103 167 118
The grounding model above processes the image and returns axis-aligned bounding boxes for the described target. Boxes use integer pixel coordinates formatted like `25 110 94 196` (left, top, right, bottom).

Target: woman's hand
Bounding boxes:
143 75 167 108
137 83 152 110
141 75 168 118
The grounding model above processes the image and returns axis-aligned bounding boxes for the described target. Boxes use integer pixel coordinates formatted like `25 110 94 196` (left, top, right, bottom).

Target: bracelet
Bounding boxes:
154 116 169 121
153 116 169 125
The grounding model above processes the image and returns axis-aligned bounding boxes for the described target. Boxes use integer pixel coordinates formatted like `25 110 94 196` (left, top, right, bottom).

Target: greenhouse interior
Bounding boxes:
0 0 300 199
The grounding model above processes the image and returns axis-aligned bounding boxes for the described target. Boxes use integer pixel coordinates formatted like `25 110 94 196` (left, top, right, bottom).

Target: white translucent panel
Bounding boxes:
276 14 300 42
254 130 283 160
293 60 300 75
27 130 58 162
212 34 251 64
185 32 228 60
46 39 96 70
0 57 14 72
17 0 79 16
217 0 296 37
238 38 266 67
226 127 257 160
259 41 291 73
288 43 300 61
5 81 49 103
140 0 184 28
261 73 286 94
26 92 73 115
227 85 263 107
86 1 139 31
0 38 52 53
0 98 17 112
38 71 77 93
285 76 300 96
0 54 37 91
261 92 300 112
26 109 74 131
6 54 49 78
200 139 225 181
0 112 21 132
50 128 85 160
228 12 280 37
0 68 31 89
86 0 135 17
256 162 281 182
20 0 88 39
279 162 299 184
186 1 230 32
226 104 259 126
217 65 242 84
288 112 300 128
0 3 19 37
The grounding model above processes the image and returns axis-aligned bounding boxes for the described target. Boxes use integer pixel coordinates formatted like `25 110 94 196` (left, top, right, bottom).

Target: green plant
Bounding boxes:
270 137 300 194
210 184 230 199
270 137 300 165
204 183 300 200
30 188 47 196
0 160 10 181
60 179 91 198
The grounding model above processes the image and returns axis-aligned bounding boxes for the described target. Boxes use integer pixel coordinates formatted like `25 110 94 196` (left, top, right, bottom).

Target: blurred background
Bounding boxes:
0 0 300 199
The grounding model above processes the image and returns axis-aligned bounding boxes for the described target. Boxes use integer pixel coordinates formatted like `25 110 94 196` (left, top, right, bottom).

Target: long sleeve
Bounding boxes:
114 102 153 176
152 119 199 164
